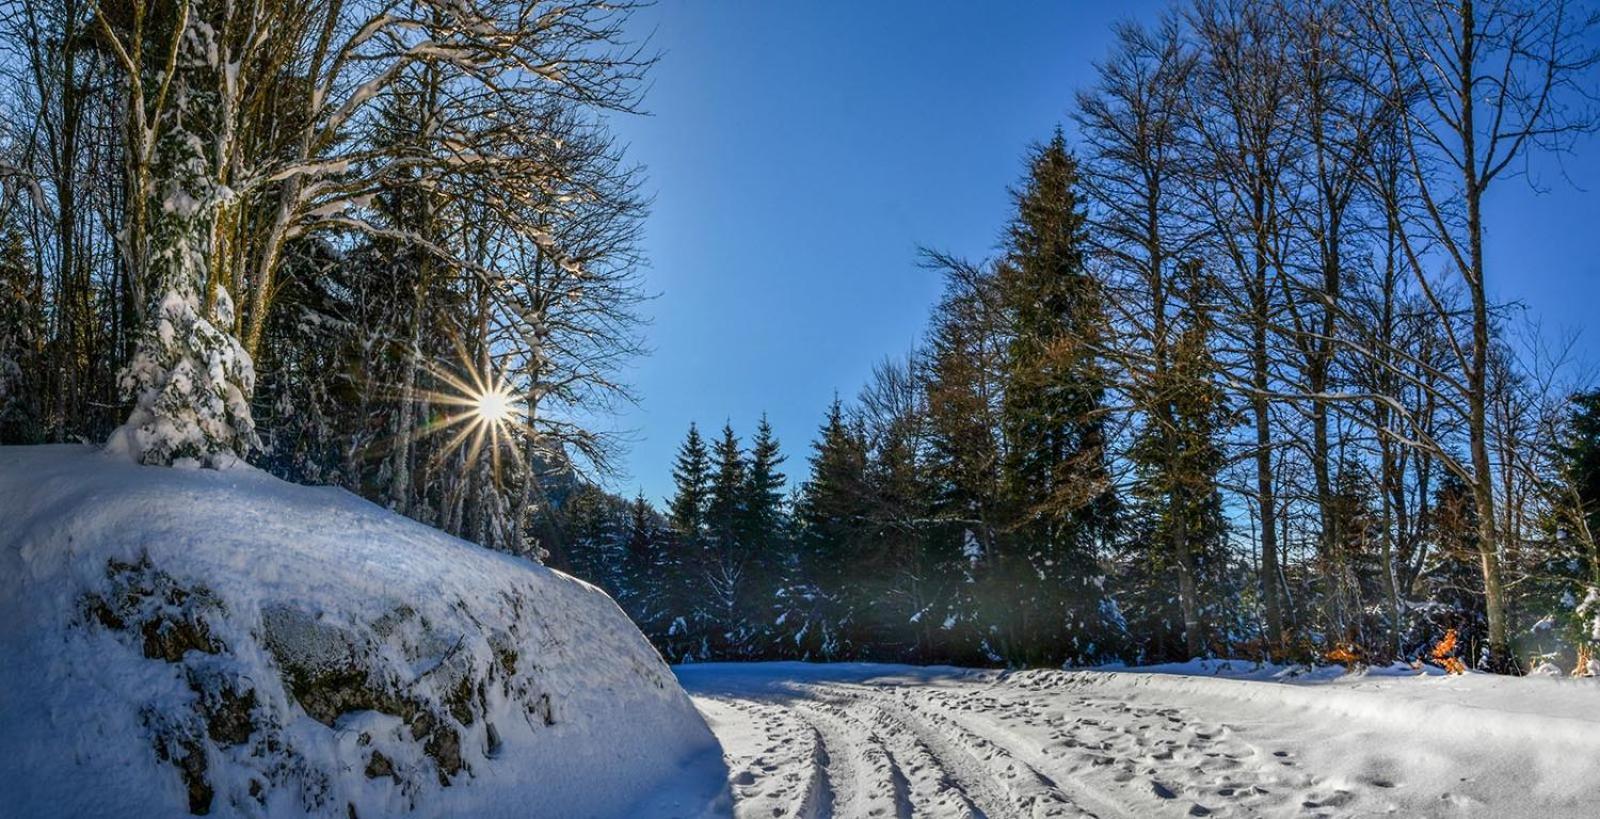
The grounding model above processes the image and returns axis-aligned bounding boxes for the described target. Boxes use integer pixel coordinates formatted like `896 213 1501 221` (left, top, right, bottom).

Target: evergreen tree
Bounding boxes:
669 423 711 539
991 130 1121 666
1122 261 1229 662
0 227 39 442
705 423 754 654
742 416 790 654
708 424 748 549
795 398 871 656
620 492 670 639
111 1 258 467
742 416 788 549
919 261 1006 664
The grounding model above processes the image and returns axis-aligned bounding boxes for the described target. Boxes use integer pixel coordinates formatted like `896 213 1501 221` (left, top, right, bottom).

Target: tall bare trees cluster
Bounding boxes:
0 0 651 557
1077 0 1600 668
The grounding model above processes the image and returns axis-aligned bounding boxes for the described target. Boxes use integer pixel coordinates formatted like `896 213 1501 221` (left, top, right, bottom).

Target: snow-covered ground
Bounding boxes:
0 446 727 818
678 661 1600 818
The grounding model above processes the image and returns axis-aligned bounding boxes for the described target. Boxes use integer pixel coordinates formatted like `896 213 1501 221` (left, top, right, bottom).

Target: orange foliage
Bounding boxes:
1431 629 1467 675
1326 644 1364 668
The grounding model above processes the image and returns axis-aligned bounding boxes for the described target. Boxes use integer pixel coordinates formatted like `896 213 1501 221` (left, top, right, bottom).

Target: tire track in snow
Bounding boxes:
694 695 831 818
789 695 910 818
907 686 1179 818
838 683 1098 818
850 700 986 819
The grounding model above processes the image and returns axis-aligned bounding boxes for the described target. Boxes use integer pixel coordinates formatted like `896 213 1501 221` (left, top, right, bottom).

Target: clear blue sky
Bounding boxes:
604 0 1600 506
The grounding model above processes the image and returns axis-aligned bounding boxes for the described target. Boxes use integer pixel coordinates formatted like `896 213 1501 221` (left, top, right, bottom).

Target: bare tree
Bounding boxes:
1353 0 1599 666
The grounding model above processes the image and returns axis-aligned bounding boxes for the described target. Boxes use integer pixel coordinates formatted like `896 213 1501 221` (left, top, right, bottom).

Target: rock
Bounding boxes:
364 750 394 780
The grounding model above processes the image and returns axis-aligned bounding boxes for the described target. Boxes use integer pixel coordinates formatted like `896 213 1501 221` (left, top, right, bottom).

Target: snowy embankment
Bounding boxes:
0 445 728 818
679 660 1600 818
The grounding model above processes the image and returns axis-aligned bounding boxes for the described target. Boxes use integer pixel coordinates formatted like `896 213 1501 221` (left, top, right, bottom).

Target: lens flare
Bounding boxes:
401 337 534 489
476 387 515 424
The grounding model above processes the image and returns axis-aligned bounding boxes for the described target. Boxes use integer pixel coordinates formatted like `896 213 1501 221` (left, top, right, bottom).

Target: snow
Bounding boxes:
678 660 1600 818
0 445 727 818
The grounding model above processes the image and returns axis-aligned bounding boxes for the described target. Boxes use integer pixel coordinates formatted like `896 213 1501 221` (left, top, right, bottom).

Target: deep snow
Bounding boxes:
678 660 1600 818
0 445 727 818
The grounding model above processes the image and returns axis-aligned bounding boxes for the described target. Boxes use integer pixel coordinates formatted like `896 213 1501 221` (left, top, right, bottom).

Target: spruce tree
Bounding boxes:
796 398 871 656
0 227 38 442
992 131 1120 666
704 423 753 653
742 415 789 655
1124 261 1229 661
708 423 748 549
920 265 1005 665
621 492 668 638
669 423 711 539
742 415 788 547
111 2 258 467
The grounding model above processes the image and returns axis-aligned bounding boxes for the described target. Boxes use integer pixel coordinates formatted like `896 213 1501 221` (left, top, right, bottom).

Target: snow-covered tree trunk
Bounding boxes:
109 5 257 467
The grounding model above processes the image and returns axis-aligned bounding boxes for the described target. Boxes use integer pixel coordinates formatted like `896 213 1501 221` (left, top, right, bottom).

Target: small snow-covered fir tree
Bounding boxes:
110 4 256 467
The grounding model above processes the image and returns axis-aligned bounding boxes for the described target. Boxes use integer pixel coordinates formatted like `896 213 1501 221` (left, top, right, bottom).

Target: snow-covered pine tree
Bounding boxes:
666 422 713 659
706 424 752 654
620 492 672 637
109 2 257 466
669 423 712 539
741 415 789 654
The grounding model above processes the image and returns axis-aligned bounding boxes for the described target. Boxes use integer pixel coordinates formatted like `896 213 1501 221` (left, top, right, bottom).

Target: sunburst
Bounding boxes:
409 338 532 486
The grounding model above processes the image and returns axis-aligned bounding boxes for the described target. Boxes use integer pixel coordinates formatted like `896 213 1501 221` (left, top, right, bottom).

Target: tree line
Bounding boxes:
552 0 1600 673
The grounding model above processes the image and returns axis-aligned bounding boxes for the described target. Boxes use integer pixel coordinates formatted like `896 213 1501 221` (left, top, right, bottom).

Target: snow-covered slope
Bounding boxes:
681 661 1600 818
0 445 728 818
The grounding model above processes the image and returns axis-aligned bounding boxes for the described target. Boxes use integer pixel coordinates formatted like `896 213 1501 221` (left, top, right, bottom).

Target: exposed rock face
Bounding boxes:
77 557 559 814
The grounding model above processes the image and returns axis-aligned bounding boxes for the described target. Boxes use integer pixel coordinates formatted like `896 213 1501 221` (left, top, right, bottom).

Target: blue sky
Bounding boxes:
603 1 1600 506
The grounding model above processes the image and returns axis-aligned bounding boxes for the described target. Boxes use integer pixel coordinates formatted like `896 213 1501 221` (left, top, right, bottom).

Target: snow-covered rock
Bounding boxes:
0 445 727 818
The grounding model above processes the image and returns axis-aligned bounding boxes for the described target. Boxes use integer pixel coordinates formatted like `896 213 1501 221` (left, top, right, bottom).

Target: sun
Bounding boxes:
476 387 515 424
402 338 534 487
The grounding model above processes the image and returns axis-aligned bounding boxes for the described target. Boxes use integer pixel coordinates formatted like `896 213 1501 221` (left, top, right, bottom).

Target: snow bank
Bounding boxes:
0 445 727 818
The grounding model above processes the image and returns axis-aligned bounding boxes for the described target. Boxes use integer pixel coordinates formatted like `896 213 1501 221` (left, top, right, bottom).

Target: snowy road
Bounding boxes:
675 662 1600 819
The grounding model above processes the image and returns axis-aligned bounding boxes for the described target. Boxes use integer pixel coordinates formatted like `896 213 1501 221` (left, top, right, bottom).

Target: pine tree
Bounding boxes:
665 422 713 658
0 226 39 442
1123 261 1230 661
920 261 1005 664
741 415 789 654
795 398 871 656
110 2 258 467
703 423 753 653
991 130 1120 666
669 423 711 539
621 492 669 636
708 424 748 549
742 416 788 548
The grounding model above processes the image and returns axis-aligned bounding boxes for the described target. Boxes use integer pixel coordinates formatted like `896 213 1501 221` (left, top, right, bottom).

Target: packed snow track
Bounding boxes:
676 662 1600 819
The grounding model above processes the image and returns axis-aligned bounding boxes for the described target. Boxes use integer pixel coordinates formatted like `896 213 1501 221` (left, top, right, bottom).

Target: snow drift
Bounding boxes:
0 445 727 818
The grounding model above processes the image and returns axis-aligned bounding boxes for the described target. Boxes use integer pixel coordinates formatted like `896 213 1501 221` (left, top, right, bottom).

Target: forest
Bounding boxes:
4 0 1600 678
